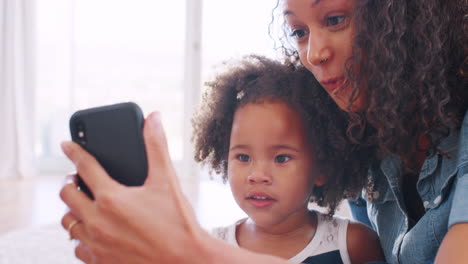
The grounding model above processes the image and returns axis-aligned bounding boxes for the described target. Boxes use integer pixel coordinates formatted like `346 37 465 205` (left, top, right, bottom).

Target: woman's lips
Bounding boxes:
320 76 346 94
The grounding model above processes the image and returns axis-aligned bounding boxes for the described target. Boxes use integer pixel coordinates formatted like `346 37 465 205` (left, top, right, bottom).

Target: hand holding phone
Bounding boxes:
69 102 148 199
61 111 206 264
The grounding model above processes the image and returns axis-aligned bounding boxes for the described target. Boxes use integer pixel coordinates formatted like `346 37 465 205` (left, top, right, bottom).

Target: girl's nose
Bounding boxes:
247 163 272 185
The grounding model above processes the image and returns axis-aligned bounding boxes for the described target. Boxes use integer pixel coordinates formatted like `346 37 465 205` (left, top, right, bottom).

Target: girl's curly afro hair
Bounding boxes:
192 55 375 216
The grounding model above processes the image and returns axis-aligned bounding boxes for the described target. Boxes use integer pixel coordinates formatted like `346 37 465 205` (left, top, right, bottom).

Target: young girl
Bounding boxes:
191 55 384 264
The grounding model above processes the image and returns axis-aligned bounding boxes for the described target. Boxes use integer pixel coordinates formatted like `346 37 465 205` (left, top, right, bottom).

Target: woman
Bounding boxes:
278 0 467 263
60 0 467 263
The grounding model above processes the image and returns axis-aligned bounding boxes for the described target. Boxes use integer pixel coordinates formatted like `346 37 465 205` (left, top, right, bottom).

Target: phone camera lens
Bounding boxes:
75 121 87 145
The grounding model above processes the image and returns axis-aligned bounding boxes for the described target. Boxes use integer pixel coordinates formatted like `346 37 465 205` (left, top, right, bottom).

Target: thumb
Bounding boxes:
143 112 178 188
143 112 200 229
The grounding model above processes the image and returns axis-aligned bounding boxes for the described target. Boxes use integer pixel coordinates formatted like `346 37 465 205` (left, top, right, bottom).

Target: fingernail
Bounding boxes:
151 111 161 121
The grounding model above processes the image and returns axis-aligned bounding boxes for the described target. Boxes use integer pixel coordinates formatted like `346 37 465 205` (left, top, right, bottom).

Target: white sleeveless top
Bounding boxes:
211 212 351 264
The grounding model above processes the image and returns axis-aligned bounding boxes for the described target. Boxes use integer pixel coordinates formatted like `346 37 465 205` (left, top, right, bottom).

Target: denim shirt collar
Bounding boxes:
379 156 401 188
437 129 460 154
379 128 460 184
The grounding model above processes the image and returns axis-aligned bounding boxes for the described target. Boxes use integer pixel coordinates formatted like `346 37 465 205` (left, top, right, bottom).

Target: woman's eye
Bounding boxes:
326 15 346 27
275 155 291 163
289 29 307 40
237 154 250 162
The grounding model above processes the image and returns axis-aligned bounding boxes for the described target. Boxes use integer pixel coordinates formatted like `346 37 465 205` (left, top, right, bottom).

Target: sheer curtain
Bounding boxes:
0 0 35 179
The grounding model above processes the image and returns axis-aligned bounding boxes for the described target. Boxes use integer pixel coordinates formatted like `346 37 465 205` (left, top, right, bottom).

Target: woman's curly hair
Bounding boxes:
192 55 374 216
272 0 468 172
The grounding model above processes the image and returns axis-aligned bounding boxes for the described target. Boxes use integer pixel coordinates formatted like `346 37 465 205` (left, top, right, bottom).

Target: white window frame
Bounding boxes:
36 0 204 181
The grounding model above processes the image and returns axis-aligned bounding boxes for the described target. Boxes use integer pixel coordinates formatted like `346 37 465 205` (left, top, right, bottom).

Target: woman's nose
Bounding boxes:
306 32 332 66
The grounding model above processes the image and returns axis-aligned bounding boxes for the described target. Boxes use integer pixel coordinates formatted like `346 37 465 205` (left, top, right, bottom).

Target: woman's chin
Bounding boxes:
332 92 367 112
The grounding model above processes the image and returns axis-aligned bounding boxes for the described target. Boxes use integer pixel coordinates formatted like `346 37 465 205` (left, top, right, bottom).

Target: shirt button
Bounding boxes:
433 195 442 206
423 201 430 208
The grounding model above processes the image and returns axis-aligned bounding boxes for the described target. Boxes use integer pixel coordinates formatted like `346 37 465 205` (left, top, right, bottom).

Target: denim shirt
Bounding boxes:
349 110 468 264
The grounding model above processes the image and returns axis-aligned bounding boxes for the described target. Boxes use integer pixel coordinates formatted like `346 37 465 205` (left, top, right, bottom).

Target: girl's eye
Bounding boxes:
326 15 347 27
275 155 291 164
237 154 251 162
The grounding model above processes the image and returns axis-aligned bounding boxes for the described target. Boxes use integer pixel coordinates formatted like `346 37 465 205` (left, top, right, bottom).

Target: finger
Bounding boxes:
61 141 120 195
61 211 76 230
143 112 199 225
75 242 94 264
60 182 94 220
62 212 86 242
143 112 178 187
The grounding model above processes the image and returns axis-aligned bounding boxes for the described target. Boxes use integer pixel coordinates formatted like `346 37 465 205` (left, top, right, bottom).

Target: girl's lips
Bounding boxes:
247 198 276 208
320 76 346 94
245 192 276 208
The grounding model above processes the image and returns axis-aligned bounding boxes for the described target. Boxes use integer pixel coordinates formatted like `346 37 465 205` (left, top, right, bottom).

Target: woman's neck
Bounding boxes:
400 133 430 174
399 134 430 225
236 210 317 259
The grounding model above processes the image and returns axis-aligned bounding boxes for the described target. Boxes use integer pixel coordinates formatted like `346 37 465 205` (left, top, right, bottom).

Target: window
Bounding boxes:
202 0 279 81
35 0 187 172
199 0 279 180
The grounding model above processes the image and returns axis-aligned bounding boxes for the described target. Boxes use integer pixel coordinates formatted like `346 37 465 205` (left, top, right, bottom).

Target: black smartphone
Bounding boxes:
69 102 148 199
